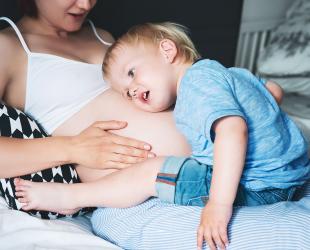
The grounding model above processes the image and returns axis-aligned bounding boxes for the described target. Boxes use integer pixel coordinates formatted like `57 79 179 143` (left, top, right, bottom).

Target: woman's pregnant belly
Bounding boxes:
53 89 191 182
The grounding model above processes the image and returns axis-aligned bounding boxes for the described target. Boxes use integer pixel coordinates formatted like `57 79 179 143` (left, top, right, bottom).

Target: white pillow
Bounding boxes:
257 0 310 77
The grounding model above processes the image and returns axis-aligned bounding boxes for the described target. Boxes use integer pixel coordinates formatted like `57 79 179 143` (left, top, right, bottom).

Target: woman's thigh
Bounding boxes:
91 197 310 250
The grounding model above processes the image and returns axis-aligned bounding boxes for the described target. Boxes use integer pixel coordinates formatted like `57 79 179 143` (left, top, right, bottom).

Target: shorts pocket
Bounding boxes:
268 187 296 201
186 196 209 207
253 187 296 205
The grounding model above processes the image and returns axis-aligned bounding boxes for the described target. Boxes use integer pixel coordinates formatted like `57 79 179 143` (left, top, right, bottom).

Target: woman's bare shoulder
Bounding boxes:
0 28 25 96
0 28 15 46
0 27 24 58
80 24 115 46
95 27 115 44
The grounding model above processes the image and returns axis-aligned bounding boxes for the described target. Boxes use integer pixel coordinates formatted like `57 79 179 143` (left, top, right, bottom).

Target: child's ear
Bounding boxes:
159 39 177 63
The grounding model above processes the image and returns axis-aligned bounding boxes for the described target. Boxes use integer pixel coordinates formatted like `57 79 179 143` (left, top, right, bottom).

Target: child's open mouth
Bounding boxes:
142 91 150 102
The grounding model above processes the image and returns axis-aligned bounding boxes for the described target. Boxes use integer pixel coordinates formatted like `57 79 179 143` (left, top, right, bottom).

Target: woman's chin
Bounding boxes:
64 18 86 32
65 24 84 32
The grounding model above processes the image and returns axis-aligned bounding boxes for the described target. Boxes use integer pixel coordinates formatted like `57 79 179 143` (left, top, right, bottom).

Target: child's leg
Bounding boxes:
156 157 299 207
14 157 166 213
156 157 296 207
156 157 213 206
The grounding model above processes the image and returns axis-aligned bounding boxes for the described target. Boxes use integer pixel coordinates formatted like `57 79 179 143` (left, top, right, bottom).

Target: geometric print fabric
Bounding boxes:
0 102 94 219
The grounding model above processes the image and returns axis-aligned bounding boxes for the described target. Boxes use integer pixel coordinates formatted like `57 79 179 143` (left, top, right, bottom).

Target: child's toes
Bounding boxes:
21 203 33 211
15 191 25 198
18 178 32 186
15 185 27 191
13 178 21 185
18 197 29 204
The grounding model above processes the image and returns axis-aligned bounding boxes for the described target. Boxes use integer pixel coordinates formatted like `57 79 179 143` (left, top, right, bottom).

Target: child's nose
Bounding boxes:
129 88 138 98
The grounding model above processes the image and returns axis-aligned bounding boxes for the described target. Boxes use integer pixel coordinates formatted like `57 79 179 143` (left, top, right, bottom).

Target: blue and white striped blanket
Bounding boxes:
92 180 310 250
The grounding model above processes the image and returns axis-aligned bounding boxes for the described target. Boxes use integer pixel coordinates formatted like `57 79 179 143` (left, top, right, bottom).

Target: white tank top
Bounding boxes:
0 17 112 134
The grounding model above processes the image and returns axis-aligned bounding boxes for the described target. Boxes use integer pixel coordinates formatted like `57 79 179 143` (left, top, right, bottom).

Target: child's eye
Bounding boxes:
126 90 132 99
128 68 135 78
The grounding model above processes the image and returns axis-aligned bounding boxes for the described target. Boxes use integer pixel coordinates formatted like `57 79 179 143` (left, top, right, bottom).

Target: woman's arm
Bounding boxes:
0 29 154 178
0 136 72 178
0 32 72 178
0 120 154 178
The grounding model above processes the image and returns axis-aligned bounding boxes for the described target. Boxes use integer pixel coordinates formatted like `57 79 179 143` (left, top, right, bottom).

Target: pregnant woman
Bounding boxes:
1 1 309 250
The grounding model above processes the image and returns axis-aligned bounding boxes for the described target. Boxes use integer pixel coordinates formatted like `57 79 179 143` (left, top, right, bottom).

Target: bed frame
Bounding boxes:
235 0 293 73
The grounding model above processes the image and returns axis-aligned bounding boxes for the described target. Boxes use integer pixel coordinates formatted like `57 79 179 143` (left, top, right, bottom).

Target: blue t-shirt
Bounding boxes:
174 59 310 191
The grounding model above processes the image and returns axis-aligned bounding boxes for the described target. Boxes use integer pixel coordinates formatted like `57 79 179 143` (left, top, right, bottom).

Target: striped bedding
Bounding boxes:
92 180 310 250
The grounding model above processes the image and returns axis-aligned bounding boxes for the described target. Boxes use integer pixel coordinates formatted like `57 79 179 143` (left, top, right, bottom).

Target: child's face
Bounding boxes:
106 42 178 112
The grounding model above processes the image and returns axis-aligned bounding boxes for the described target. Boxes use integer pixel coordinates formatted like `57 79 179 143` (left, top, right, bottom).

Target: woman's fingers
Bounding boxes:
110 143 155 158
110 153 147 165
104 161 132 170
110 132 152 151
72 120 155 169
93 120 153 151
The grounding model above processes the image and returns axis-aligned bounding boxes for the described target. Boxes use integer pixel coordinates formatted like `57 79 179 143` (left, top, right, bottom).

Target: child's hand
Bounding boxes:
197 201 232 250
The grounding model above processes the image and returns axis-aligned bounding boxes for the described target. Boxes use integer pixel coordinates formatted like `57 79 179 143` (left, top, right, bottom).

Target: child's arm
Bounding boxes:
197 116 247 250
265 80 284 104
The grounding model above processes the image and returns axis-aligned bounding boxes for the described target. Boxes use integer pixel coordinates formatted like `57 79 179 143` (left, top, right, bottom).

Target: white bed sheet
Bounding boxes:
0 197 120 250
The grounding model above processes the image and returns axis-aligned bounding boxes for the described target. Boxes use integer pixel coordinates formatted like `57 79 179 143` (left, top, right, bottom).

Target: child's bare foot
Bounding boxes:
14 178 79 214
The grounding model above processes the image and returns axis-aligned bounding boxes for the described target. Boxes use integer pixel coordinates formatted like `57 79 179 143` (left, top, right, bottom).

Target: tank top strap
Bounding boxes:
87 19 113 46
0 17 31 54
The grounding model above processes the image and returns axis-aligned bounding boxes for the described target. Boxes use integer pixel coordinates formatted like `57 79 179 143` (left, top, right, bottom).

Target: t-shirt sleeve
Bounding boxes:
179 70 246 143
205 82 246 141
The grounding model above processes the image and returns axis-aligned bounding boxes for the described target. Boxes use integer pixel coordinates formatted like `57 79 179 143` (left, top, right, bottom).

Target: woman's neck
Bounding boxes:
20 16 71 38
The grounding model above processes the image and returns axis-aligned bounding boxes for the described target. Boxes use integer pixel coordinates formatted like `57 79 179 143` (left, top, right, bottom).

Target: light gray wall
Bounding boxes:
240 0 293 32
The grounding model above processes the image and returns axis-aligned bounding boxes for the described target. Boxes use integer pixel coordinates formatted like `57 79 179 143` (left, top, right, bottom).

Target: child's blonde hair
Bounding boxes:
103 22 201 78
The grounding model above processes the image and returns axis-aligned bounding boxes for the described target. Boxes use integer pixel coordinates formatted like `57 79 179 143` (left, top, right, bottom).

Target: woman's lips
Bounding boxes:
68 13 86 20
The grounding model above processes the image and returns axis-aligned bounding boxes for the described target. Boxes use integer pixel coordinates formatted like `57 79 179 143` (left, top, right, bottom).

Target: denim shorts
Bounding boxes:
155 156 297 207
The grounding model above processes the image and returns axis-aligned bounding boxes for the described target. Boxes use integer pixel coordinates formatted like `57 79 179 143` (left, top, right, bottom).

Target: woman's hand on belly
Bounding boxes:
69 120 156 170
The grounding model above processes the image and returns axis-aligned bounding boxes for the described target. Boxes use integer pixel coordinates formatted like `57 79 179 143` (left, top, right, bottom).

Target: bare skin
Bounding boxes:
0 3 191 216
1 17 191 212
0 1 191 214
15 157 166 213
2 4 284 239
10 27 283 215
13 90 192 213
12 68 283 216
0 1 164 178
